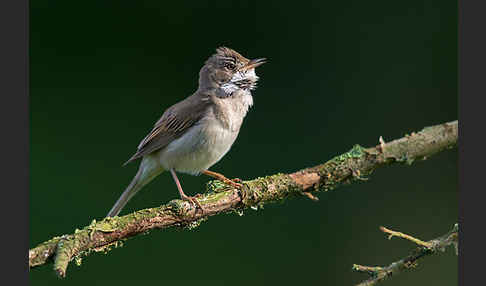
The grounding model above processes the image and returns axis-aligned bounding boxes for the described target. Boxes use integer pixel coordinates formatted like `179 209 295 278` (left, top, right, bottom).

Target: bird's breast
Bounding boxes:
212 91 253 132
156 116 239 175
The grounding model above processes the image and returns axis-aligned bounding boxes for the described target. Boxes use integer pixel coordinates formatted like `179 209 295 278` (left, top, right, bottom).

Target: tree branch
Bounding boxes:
353 223 459 286
29 120 458 278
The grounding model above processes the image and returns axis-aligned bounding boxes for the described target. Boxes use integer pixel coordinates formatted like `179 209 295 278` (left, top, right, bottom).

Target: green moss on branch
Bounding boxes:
29 120 458 277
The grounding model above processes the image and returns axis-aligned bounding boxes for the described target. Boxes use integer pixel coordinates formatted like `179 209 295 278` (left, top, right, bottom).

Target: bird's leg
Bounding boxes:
169 169 203 210
202 170 243 189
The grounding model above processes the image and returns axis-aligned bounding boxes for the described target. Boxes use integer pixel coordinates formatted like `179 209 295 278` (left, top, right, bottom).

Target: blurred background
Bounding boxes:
30 1 457 285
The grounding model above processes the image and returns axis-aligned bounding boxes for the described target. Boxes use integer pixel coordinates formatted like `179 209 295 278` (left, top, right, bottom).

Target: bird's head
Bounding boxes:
198 47 266 96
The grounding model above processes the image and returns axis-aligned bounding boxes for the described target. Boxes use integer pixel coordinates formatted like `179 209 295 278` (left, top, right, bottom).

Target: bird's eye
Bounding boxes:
225 63 236 70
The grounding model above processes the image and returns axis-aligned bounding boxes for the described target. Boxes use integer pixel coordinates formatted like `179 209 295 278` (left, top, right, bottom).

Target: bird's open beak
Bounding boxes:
242 58 266 71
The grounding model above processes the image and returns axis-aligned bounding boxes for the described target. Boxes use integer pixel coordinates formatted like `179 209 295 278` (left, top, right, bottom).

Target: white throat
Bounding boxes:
221 68 259 96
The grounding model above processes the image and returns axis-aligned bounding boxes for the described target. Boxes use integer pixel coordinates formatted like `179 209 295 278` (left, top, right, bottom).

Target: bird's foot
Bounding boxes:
181 194 204 211
202 170 243 189
222 177 243 189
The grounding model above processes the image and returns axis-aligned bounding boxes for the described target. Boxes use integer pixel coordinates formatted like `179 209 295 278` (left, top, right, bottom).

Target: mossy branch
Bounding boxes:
353 223 459 286
29 120 458 278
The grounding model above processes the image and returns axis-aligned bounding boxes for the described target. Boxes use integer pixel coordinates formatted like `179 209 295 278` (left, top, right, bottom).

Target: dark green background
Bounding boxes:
30 1 458 285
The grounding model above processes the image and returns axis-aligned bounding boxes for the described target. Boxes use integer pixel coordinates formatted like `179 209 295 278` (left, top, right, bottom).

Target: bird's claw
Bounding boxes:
181 194 204 211
223 178 243 189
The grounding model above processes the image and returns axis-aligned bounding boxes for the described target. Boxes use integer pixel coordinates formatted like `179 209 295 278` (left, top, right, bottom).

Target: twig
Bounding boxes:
29 120 458 277
380 226 432 248
353 223 459 286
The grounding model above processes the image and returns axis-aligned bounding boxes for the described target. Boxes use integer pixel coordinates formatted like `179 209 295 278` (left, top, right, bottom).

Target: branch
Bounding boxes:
353 223 459 286
29 120 458 277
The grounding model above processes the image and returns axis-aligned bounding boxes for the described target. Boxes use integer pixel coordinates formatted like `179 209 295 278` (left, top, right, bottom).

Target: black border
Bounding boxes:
1 0 28 285
459 0 485 286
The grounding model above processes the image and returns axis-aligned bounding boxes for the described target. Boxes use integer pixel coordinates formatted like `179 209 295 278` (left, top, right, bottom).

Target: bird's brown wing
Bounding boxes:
123 94 212 165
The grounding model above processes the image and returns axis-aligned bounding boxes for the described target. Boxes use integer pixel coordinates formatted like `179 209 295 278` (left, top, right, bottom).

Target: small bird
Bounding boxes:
106 47 266 217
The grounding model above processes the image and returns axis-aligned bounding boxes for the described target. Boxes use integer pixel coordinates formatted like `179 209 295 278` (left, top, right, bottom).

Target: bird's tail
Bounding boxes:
106 158 164 217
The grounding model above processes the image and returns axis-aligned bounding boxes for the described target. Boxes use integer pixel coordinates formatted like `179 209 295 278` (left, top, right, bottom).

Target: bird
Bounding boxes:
106 47 266 217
